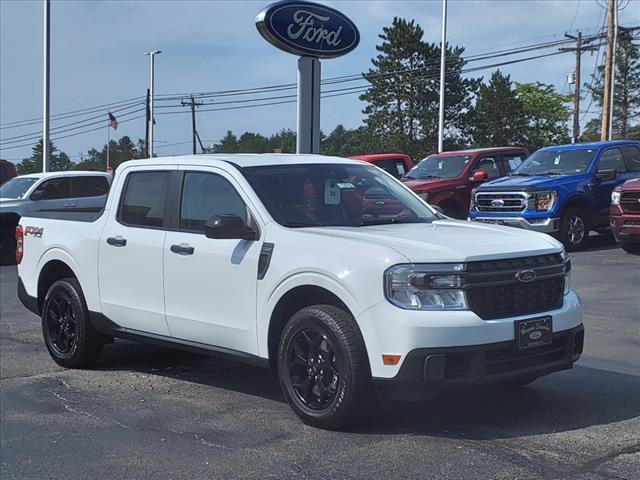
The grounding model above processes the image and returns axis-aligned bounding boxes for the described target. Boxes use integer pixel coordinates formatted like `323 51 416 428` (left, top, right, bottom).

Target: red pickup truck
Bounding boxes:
400 147 529 219
611 178 640 253
349 154 413 180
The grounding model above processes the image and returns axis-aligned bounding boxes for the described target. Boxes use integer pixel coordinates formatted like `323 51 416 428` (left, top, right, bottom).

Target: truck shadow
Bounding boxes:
97 340 640 440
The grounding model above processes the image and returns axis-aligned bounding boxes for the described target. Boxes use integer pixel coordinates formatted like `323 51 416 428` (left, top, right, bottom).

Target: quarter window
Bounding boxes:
30 177 71 200
71 176 110 198
598 148 626 172
179 172 248 233
621 146 640 172
119 171 170 228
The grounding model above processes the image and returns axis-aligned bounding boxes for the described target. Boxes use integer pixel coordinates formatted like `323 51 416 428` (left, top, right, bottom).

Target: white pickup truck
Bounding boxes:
17 154 583 429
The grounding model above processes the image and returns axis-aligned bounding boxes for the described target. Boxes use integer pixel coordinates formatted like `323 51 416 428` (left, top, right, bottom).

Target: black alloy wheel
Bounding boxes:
285 327 340 412
45 294 78 356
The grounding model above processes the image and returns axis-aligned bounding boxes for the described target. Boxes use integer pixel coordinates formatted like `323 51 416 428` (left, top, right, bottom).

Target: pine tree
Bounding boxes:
16 139 71 175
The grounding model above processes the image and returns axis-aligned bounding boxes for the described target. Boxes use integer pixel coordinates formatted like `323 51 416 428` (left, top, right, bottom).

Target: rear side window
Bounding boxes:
598 148 627 172
71 176 110 198
473 157 501 179
621 146 640 172
30 177 71 200
179 172 247 232
119 171 170 228
372 159 405 179
504 154 524 171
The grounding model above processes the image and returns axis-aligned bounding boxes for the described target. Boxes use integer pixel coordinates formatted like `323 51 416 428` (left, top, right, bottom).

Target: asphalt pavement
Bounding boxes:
1 236 639 480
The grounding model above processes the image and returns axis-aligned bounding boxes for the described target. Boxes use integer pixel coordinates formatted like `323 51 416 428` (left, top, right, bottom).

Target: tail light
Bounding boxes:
15 225 24 264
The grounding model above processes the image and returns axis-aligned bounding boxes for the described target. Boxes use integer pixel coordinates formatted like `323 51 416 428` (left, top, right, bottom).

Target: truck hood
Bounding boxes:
299 220 562 263
479 174 583 190
621 177 640 192
401 177 459 192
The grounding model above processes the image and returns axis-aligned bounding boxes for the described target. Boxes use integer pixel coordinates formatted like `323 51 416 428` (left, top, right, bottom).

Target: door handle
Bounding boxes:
170 244 194 255
106 236 127 247
64 203 77 208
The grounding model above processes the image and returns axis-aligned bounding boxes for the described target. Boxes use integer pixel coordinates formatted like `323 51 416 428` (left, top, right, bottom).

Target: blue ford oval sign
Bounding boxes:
256 1 360 59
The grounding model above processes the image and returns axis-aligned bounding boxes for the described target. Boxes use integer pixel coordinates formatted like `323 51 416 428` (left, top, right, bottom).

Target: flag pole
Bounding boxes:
106 118 110 171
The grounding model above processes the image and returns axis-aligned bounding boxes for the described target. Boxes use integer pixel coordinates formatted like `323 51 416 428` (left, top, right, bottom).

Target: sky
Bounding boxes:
1 0 639 163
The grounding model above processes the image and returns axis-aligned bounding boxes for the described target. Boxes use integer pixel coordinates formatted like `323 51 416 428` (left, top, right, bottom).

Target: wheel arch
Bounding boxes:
559 194 593 227
37 257 80 312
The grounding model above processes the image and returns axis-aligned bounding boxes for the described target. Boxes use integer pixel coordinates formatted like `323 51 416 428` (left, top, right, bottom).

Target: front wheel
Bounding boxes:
42 278 105 368
277 305 373 430
620 242 640 254
559 208 588 251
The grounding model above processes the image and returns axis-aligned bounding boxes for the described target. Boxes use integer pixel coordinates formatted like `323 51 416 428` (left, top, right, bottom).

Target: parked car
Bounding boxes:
469 140 640 251
610 178 640 253
0 159 18 186
0 171 111 263
349 153 413 179
17 154 582 430
401 147 529 219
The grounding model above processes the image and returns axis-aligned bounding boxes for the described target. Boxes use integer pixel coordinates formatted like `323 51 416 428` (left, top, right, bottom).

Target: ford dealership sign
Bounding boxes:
256 1 360 59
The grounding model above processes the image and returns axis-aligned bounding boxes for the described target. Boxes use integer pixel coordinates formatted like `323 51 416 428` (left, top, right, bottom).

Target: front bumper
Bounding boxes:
610 215 640 243
471 215 560 233
374 324 584 401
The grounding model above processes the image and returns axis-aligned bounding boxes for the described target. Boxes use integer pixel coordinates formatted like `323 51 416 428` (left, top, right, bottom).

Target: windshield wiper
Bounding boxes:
359 218 428 226
418 175 441 180
509 172 531 176
280 222 320 228
537 171 566 176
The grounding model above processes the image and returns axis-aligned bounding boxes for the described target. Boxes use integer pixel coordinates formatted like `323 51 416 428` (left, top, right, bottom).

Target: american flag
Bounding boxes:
108 112 118 130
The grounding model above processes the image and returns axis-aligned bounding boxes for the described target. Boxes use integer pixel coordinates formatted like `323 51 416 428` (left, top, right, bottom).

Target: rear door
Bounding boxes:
70 175 110 211
162 167 262 354
26 176 72 213
98 168 173 335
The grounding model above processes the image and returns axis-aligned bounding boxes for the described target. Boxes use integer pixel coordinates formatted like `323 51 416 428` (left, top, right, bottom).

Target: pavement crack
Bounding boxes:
47 388 131 429
556 442 640 478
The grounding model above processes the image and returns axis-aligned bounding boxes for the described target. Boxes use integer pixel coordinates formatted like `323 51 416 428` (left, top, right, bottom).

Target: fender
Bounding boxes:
256 271 364 359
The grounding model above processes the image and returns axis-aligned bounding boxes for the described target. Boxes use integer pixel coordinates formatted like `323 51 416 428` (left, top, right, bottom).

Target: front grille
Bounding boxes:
476 192 527 212
621 191 640 213
464 254 567 320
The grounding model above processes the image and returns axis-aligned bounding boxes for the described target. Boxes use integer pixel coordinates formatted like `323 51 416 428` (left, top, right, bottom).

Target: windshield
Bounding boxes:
0 177 38 199
404 155 472 180
513 149 595 175
242 163 437 228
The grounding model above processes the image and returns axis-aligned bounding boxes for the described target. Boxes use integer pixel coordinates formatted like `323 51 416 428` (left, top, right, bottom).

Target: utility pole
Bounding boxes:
144 88 150 158
601 0 615 141
561 32 597 143
144 50 161 156
181 96 203 154
42 0 50 172
437 0 447 153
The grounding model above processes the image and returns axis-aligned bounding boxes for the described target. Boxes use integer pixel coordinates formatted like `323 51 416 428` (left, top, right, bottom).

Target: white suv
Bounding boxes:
16 155 583 429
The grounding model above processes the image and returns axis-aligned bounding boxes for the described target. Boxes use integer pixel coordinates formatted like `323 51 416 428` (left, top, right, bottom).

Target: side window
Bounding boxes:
598 148 626 172
119 171 170 228
180 172 247 233
372 159 400 178
504 154 524 172
71 176 110 198
473 157 501 179
30 177 71 200
393 158 407 177
621 146 640 172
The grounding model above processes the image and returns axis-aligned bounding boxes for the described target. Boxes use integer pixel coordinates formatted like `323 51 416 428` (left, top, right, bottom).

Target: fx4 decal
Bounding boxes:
25 226 44 238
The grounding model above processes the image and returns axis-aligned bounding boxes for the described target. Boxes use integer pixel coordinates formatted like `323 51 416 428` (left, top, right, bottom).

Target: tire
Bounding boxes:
559 207 588 251
620 242 640 253
41 278 104 368
277 304 373 430
440 203 464 219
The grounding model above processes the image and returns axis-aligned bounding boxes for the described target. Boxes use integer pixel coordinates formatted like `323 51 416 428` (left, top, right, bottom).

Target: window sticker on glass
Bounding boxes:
396 163 405 175
325 180 341 205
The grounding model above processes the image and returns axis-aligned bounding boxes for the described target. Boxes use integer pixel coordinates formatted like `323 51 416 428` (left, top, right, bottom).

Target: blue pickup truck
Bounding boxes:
469 140 640 250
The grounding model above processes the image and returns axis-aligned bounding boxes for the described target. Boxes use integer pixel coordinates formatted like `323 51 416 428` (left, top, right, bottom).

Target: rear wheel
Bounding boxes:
42 278 104 368
277 305 373 430
559 208 588 251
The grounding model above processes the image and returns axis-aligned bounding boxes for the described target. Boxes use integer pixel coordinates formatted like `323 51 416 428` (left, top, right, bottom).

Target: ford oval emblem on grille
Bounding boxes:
491 199 504 207
516 269 537 283
528 330 543 341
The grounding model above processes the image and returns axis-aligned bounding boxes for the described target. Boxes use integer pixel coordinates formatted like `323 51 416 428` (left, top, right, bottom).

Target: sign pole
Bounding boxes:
437 0 447 153
297 57 321 154
42 0 51 172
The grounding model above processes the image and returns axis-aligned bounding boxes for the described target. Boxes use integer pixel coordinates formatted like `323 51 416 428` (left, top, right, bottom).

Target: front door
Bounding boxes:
98 169 173 335
26 176 72 213
163 168 262 354
592 147 633 227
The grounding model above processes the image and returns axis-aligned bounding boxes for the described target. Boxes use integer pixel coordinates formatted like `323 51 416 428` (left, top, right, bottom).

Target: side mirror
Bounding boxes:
470 170 488 183
204 214 258 241
595 169 617 181
30 190 46 201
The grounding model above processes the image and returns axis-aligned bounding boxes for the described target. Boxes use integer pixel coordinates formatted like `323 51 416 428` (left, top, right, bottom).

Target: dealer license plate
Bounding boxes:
515 316 552 350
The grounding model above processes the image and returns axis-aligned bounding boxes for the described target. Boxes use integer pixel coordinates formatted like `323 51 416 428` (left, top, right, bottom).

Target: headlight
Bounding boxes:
470 188 477 209
611 189 621 205
562 249 571 296
417 192 429 202
385 264 468 310
564 271 571 296
529 191 558 211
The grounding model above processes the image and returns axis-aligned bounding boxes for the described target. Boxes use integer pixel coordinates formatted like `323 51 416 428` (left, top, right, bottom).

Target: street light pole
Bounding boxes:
437 0 447 153
144 50 161 157
42 0 50 172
